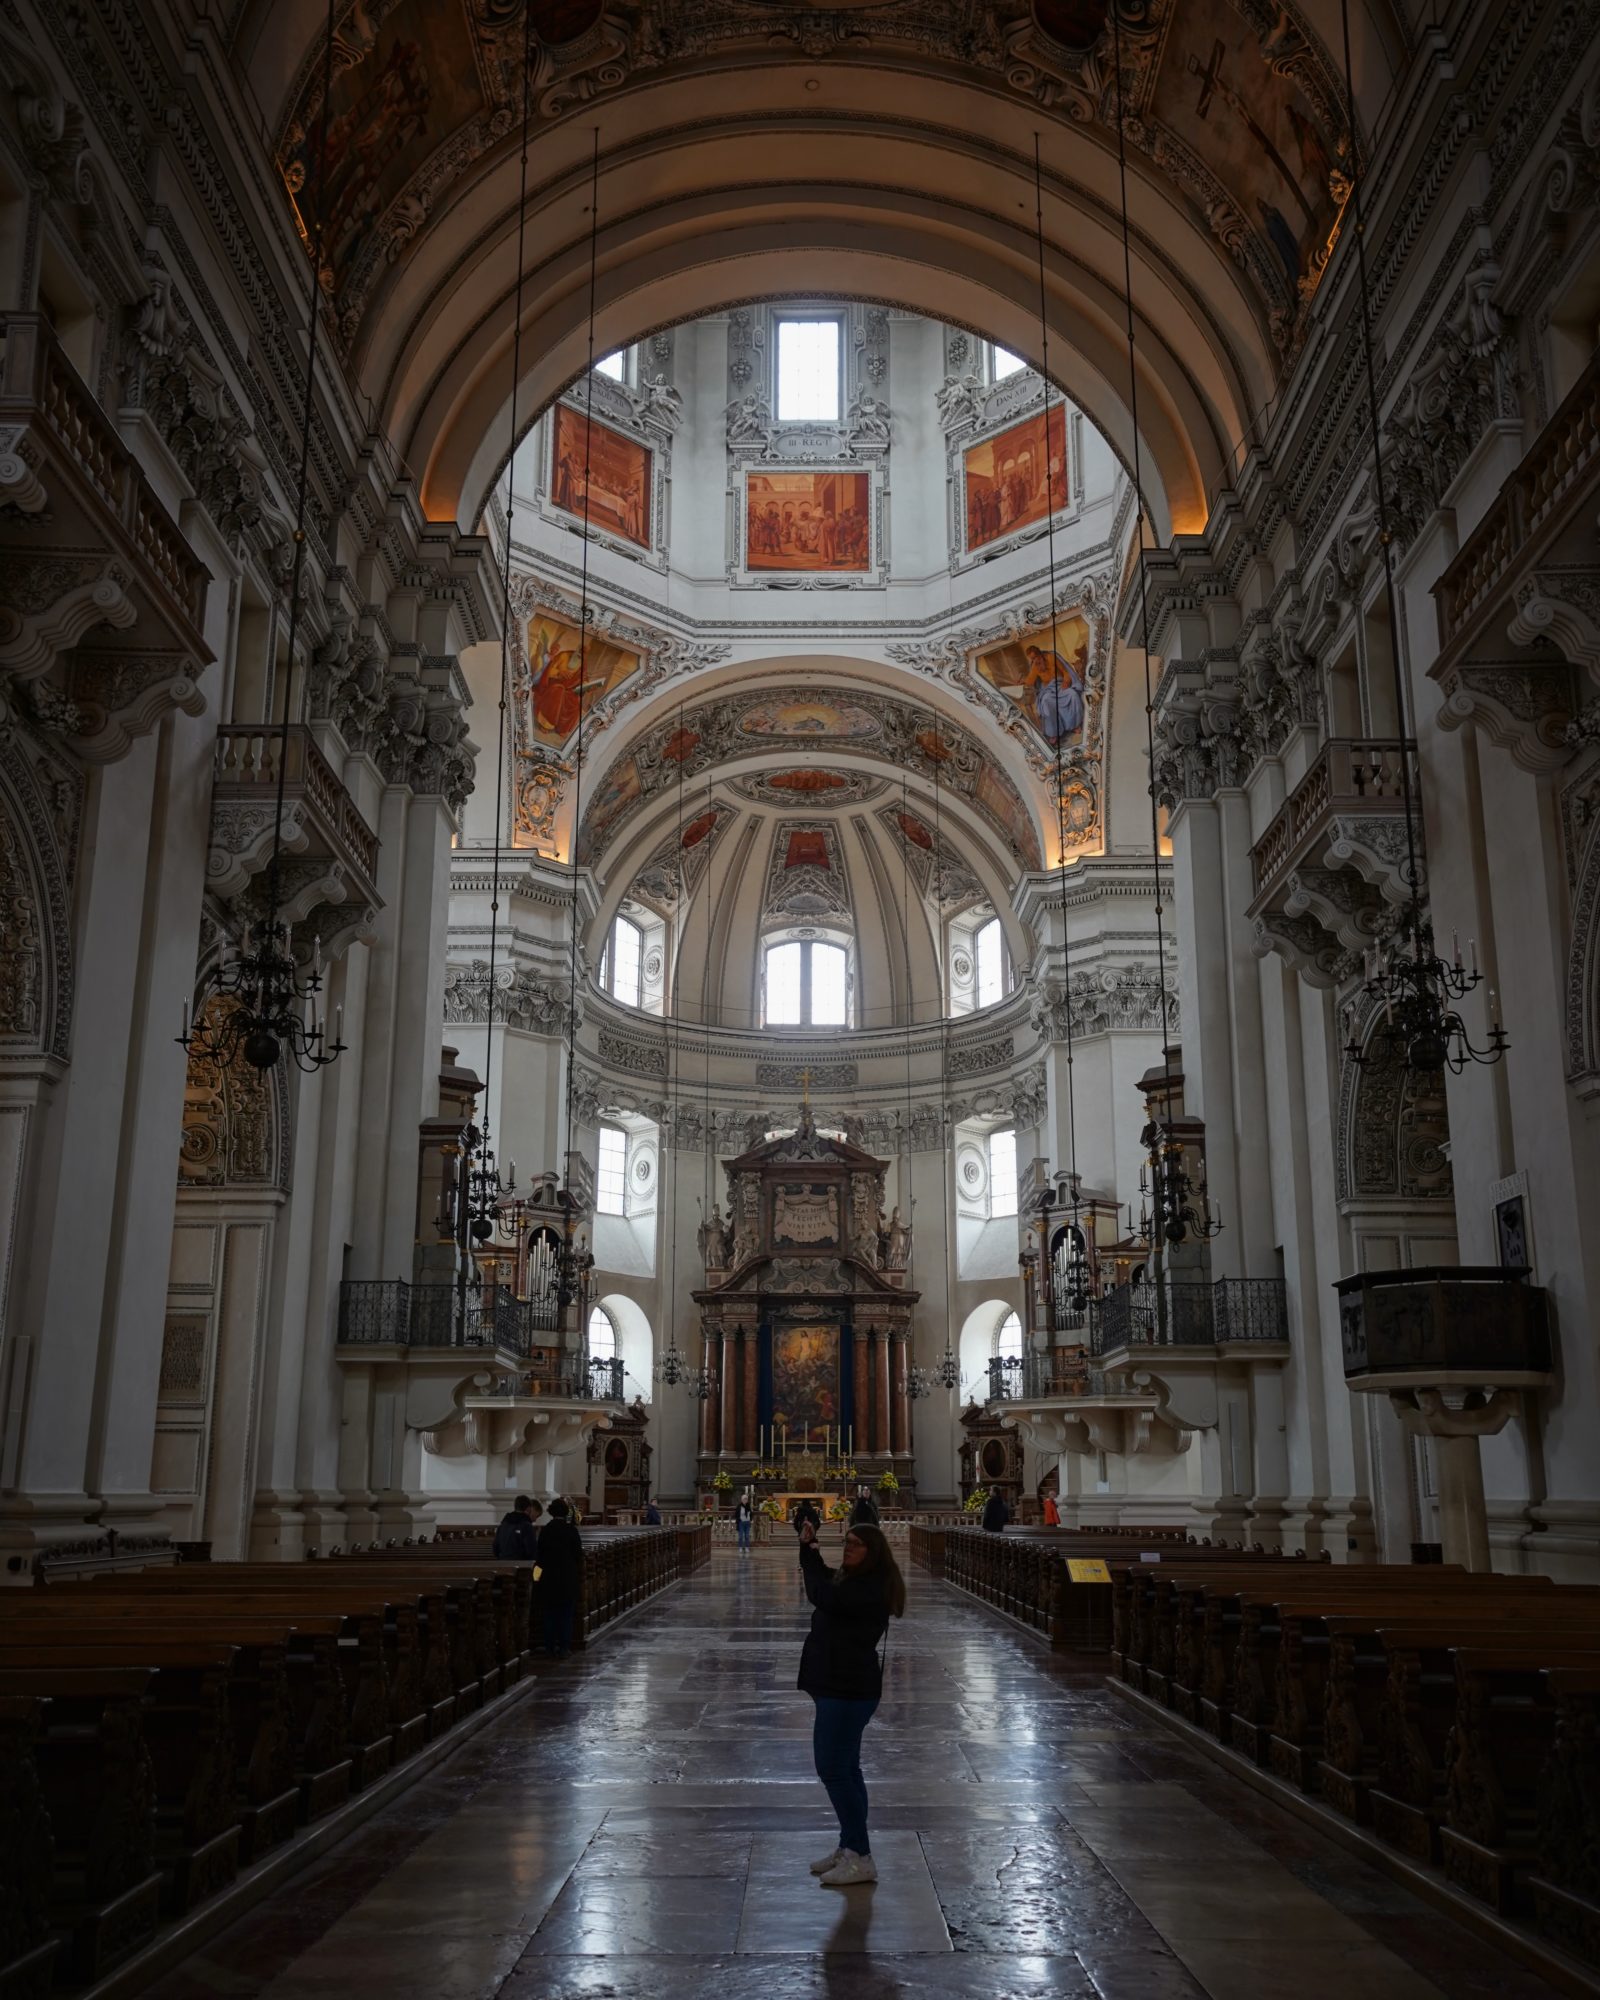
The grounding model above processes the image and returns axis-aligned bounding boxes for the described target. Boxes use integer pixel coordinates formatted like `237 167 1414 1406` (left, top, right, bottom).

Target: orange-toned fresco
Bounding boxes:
746 472 870 571
552 405 652 549
522 614 639 745
975 612 1091 746
963 405 1069 552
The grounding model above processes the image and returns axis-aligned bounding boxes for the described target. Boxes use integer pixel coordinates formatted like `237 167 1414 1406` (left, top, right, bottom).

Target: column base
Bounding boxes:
1525 1498 1600 1582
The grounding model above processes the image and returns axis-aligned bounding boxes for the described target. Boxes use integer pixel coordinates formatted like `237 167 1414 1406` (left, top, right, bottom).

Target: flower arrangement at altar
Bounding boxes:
711 1469 734 1494
964 1486 989 1513
826 1497 852 1520
876 1470 900 1495
759 1498 783 1520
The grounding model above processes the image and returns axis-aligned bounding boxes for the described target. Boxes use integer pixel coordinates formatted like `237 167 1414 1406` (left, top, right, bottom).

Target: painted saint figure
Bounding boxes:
1021 642 1085 745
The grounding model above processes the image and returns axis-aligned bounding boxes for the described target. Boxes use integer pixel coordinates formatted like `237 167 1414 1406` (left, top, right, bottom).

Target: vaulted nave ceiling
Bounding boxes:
241 0 1409 537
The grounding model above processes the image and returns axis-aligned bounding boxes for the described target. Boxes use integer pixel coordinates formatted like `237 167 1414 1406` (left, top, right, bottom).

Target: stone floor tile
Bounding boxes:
142 1549 1573 2000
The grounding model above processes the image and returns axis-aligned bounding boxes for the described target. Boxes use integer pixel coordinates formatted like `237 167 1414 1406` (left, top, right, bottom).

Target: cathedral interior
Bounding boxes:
4 1 1600 1995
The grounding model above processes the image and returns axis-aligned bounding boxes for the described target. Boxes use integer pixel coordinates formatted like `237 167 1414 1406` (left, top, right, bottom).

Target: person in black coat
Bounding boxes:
492 1495 541 1560
797 1517 905 1887
793 1498 823 1537
535 1498 583 1657
981 1488 1010 1533
849 1487 880 1527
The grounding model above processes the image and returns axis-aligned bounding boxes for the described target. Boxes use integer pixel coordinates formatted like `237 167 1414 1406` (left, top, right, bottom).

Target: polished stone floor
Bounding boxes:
145 1547 1565 2000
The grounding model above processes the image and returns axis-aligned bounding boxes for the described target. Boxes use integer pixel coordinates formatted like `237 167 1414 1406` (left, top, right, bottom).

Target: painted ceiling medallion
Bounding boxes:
729 769 887 807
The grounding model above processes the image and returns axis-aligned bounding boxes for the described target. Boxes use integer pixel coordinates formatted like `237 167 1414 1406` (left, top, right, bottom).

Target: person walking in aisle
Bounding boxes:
793 1496 822 1538
849 1486 879 1528
981 1487 1010 1533
797 1515 905 1887
643 1498 662 1526
536 1498 583 1657
492 1494 542 1559
735 1488 755 1552
1042 1490 1060 1527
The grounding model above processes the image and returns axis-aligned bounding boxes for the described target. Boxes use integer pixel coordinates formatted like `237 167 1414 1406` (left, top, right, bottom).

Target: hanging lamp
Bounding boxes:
180 0 345 1078
1108 14 1220 1251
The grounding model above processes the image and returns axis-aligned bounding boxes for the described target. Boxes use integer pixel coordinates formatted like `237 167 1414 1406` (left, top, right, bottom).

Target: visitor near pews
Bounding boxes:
736 1489 755 1552
849 1486 880 1527
797 1517 905 1887
643 1499 662 1525
981 1488 1010 1533
536 1499 583 1658
1042 1493 1060 1527
492 1494 542 1560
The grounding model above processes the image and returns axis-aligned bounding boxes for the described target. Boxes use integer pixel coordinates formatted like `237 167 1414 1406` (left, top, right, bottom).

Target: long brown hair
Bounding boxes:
844 1523 906 1618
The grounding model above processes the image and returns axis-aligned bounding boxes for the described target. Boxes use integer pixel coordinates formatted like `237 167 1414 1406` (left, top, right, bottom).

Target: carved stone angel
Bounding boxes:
883 1205 912 1272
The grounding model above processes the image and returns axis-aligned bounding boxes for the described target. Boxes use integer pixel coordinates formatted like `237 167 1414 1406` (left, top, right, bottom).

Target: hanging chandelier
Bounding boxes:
1344 929 1507 1075
1333 0 1506 1081
1140 1127 1221 1246
180 12 344 1079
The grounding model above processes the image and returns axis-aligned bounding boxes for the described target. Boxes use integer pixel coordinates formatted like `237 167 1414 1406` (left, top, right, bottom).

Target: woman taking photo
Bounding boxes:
796 1516 905 1886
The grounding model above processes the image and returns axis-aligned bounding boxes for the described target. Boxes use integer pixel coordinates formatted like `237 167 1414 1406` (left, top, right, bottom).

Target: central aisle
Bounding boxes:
152 1547 1561 1999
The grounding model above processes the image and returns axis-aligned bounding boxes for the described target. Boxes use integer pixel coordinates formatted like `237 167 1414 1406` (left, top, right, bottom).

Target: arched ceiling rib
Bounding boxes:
243 0 1411 540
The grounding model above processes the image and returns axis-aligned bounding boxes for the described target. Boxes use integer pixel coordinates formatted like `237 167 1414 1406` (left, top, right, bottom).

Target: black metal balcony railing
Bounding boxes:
984 1277 1290 1403
980 1352 1120 1400
336 1280 624 1398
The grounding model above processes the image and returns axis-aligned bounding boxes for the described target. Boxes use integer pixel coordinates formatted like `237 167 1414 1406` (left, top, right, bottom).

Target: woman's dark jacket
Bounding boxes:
793 1500 822 1535
981 1491 1009 1533
796 1541 889 1700
535 1518 583 1603
849 1495 879 1526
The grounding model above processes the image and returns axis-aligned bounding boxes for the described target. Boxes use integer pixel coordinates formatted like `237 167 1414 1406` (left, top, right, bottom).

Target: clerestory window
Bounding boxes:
596 1125 628 1216
974 916 1006 1009
600 913 643 1009
988 1128 1018 1218
763 938 849 1027
776 316 841 422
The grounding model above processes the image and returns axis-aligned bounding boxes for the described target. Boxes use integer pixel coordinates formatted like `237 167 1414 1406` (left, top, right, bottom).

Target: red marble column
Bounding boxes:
720 1329 738 1459
853 1332 871 1458
873 1329 891 1455
889 1333 907 1455
700 1329 720 1455
741 1327 758 1457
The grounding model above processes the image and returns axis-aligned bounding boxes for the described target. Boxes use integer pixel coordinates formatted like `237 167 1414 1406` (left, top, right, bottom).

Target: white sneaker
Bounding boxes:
809 1846 842 1875
819 1850 877 1886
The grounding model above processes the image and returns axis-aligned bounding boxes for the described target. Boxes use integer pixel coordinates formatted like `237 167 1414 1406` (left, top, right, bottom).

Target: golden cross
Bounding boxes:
798 1066 813 1112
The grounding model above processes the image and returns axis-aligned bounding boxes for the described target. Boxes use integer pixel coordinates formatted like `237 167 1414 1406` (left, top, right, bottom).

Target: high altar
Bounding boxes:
692 1105 919 1501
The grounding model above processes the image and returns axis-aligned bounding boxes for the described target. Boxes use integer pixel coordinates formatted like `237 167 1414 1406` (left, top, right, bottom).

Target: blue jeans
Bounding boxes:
811 1695 879 1855
737 1518 752 1549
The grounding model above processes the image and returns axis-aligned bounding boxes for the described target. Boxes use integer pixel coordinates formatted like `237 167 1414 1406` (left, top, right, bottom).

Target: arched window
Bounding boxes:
994 1309 1023 1363
587 1305 618 1361
600 913 643 1008
991 344 1026 381
974 916 1006 1008
595 350 626 382
763 938 849 1026
988 1127 1018 1217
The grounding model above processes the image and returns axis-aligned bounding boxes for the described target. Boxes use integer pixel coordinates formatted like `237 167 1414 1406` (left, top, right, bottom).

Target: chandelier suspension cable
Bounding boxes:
665 700 688 1367
930 724 961 1391
1336 0 1422 940
702 770 716 1268
180 0 344 1074
469 0 537 1236
898 767 916 1298
561 128 603 1201
1031 132 1087 1302
265 0 337 967
1332 0 1504 1075
1109 9 1192 1248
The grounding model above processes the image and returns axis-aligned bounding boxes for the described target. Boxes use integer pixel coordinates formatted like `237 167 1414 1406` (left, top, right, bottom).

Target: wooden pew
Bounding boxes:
0 1667 163 1985
0 1694 58 1996
1529 1666 1600 1966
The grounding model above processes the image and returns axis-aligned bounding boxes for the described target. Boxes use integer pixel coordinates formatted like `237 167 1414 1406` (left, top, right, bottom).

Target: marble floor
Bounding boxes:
143 1547 1568 2000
